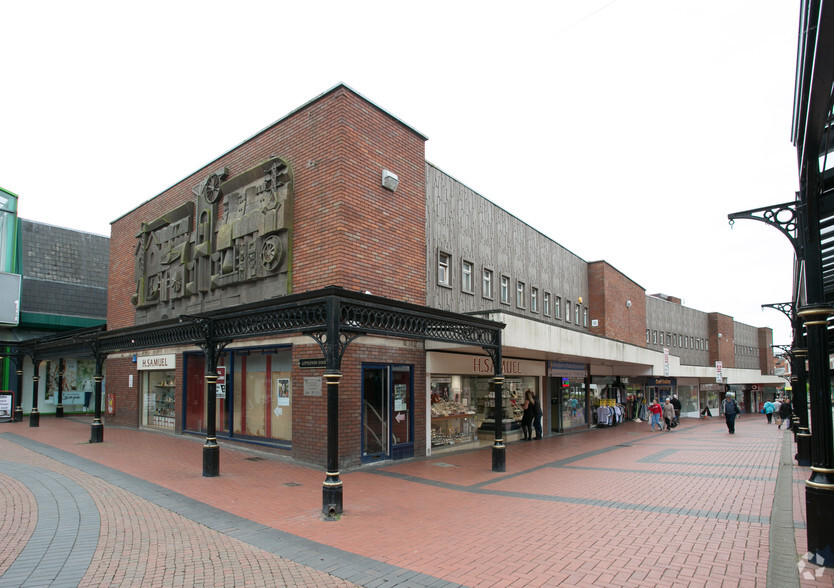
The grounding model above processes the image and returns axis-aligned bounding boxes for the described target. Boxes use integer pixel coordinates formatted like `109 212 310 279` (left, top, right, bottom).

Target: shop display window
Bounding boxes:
142 370 176 429
232 349 292 441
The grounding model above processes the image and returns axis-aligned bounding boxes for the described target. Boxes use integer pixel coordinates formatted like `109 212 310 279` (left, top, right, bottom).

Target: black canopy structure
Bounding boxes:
728 0 834 567
1 286 505 518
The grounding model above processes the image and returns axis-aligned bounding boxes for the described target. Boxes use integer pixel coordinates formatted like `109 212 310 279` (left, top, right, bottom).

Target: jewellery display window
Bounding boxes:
142 370 176 429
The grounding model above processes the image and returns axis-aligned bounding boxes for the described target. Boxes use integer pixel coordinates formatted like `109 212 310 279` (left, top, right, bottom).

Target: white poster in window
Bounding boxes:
216 384 226 399
394 384 407 411
276 378 290 406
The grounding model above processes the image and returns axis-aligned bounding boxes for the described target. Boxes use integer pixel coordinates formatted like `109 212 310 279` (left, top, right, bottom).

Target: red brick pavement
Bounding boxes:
2 413 832 587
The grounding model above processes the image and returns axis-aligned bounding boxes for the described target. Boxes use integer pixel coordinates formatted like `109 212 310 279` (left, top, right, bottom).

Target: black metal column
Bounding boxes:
793 347 811 466
203 372 219 477
322 372 343 519
29 358 40 427
202 323 221 477
90 352 104 443
55 358 64 418
799 304 834 566
13 362 23 422
492 374 506 472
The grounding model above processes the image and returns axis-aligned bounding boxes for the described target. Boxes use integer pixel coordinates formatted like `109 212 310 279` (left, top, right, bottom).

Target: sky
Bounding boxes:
1 0 801 346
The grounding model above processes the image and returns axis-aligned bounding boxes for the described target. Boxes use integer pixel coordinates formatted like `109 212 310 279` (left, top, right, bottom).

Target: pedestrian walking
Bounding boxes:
778 397 792 430
723 393 740 434
670 394 681 424
662 398 676 431
762 400 775 424
649 399 663 432
532 393 543 439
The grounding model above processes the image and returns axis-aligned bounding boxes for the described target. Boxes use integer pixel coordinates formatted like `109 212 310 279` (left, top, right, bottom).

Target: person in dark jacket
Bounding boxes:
520 390 535 440
670 395 682 424
778 397 793 430
723 393 739 434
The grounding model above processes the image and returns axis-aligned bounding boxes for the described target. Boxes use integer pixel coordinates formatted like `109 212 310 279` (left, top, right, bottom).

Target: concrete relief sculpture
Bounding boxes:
132 157 293 319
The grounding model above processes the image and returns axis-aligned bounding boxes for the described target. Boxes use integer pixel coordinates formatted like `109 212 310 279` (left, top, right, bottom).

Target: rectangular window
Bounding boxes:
543 292 550 316
660 332 665 345
583 307 588 327
575 304 580 325
438 252 450 287
500 276 510 304
646 329 650 343
566 301 572 323
461 260 473 293
653 330 658 344
685 336 689 349
531 287 538 313
668 333 672 346
516 281 526 308
555 296 562 319
482 268 493 299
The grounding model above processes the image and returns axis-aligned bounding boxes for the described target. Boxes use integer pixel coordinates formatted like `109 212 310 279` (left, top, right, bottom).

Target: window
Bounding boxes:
555 296 562 319
575 304 580 325
461 260 473 293
531 287 539 313
653 330 658 344
516 281 526 308
660 332 664 345
500 276 510 304
438 252 450 287
668 333 672 346
482 268 493 299
566 301 572 323
685 336 689 349
543 292 550 316
583 307 588 327
646 329 650 343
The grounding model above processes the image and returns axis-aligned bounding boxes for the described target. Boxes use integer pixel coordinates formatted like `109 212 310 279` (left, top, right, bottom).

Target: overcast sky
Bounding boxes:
1 0 801 346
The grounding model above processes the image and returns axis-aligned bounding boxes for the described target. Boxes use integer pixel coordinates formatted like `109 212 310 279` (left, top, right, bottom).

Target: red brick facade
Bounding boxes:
108 86 427 330
708 313 735 368
588 261 647 347
103 86 430 466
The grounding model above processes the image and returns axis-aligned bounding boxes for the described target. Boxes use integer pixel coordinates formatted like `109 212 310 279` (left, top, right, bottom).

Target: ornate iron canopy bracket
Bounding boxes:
728 200 804 259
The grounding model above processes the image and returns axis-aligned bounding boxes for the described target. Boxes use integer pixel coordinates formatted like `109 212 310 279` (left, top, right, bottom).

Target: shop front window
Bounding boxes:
142 370 176 429
233 349 292 441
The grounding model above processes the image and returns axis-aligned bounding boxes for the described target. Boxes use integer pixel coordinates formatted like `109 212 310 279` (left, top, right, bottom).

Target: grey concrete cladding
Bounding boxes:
426 163 766 370
19 219 109 318
425 162 587 329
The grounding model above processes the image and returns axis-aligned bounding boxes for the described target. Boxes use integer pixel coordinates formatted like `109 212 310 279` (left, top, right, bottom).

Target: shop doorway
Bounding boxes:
362 364 413 462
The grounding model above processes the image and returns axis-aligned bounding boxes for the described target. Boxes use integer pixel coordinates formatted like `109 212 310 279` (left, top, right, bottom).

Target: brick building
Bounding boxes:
10 84 784 466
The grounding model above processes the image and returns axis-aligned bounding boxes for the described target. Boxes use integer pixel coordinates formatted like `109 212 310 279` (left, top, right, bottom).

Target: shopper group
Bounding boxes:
763 396 792 430
520 389 542 440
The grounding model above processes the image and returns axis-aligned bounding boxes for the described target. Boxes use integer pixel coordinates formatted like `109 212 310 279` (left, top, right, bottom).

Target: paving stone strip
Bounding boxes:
0 433 460 588
0 462 99 588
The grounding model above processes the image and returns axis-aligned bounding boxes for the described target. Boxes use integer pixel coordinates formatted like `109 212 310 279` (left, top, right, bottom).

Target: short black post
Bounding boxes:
322 372 343 519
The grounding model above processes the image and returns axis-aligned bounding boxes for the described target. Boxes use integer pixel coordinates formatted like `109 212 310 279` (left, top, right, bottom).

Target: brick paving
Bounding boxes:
0 413 831 587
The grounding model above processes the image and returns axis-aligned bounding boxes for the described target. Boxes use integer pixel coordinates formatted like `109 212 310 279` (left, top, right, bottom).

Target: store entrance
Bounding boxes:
362 364 413 462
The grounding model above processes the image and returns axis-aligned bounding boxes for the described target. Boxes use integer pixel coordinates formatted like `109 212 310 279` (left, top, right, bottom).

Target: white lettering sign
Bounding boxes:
138 354 176 371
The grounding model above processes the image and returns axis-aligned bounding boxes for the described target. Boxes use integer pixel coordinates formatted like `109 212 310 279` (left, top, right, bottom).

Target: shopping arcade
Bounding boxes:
727 0 834 567
1 286 505 518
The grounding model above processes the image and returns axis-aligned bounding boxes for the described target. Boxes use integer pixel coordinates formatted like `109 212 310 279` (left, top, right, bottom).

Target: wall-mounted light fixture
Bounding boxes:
382 169 399 192
626 300 632 308
578 296 583 304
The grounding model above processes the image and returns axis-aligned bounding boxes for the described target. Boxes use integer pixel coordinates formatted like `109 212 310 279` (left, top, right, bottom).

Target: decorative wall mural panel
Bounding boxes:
133 157 293 321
